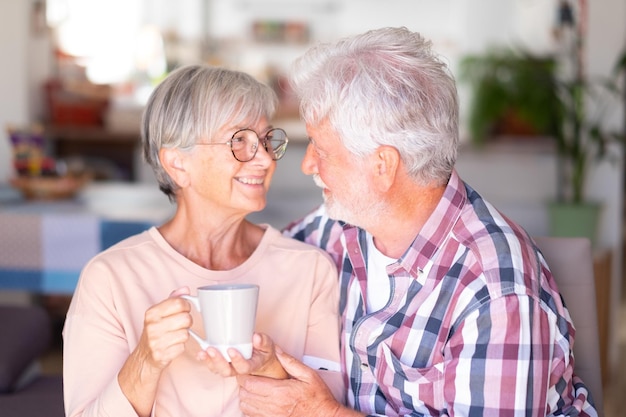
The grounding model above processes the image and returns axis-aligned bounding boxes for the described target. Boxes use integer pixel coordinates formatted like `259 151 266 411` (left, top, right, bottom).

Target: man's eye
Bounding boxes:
308 139 323 154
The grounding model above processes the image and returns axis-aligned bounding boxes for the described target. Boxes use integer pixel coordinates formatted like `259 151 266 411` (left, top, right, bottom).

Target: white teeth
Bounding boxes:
237 177 264 185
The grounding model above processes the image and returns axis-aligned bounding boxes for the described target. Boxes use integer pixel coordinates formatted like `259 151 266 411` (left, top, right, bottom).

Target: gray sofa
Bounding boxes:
0 304 64 416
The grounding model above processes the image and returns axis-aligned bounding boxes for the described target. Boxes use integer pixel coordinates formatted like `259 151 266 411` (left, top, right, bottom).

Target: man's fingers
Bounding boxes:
239 374 284 396
275 347 316 381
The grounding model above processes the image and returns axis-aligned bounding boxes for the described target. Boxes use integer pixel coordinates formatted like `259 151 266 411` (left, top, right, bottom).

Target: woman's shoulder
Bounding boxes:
98 227 157 254
263 225 336 264
80 227 163 275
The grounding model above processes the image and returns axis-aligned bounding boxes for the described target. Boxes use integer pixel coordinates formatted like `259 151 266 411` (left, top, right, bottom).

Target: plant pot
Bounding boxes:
547 201 602 248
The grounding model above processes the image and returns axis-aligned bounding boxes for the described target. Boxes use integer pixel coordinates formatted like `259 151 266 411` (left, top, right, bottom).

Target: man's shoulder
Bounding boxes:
283 205 343 242
282 205 348 268
448 186 543 286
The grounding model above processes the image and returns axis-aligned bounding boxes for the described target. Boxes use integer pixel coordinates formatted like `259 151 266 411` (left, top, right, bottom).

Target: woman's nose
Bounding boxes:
251 140 273 165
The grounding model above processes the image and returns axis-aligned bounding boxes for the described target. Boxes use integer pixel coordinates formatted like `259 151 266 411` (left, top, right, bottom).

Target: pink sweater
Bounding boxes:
63 226 343 417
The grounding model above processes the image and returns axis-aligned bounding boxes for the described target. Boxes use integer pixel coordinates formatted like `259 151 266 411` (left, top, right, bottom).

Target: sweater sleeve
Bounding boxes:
63 259 141 417
301 249 346 404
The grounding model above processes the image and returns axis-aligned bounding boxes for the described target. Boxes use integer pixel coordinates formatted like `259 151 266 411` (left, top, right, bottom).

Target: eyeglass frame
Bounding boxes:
195 127 289 162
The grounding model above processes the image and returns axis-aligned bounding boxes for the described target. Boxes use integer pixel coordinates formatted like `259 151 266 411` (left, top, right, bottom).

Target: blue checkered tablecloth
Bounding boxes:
0 188 172 294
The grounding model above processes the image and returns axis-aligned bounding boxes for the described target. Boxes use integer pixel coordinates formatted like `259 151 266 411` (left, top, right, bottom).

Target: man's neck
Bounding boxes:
367 183 445 259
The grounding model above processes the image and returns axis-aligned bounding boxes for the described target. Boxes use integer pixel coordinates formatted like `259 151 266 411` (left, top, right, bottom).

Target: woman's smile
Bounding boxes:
235 176 265 186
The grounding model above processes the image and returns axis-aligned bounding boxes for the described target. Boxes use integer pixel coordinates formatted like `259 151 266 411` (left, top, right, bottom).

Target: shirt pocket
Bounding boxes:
375 342 445 415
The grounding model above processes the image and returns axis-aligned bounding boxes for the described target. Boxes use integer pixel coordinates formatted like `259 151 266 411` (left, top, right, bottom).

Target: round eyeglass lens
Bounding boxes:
230 130 258 162
265 128 288 160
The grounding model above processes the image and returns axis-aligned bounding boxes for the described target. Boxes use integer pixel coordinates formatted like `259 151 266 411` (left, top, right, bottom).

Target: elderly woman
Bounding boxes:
62 65 343 417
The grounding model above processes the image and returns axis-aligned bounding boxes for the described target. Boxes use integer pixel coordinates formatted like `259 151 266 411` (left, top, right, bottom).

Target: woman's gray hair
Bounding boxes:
289 27 459 186
142 64 278 199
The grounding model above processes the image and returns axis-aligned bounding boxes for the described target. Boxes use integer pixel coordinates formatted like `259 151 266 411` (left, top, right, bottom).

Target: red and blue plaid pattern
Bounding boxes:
284 170 597 417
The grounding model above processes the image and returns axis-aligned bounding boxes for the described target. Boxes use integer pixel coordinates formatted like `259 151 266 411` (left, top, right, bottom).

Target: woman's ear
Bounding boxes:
373 146 400 192
160 147 189 187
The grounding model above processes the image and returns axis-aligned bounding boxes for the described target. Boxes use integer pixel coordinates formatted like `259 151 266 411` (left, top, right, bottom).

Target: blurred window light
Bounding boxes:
45 0 70 27
45 0 156 85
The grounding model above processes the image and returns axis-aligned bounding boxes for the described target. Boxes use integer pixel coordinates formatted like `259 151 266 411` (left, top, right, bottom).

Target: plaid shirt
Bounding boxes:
284 170 597 417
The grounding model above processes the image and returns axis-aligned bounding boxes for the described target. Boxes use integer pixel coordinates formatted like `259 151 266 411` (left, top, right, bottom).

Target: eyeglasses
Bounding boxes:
196 128 289 162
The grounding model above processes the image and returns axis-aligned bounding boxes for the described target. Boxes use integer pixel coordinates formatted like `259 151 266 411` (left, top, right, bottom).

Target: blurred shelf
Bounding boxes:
44 125 139 143
44 125 140 181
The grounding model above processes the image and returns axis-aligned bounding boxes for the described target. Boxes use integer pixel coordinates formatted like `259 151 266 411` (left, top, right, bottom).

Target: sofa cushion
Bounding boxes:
0 305 52 393
0 375 64 417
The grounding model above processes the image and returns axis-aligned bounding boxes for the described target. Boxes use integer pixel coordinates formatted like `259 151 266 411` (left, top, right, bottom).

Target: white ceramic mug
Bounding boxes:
182 284 259 361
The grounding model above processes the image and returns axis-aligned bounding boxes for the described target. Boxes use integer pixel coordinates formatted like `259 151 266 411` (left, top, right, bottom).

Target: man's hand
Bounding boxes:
238 347 358 417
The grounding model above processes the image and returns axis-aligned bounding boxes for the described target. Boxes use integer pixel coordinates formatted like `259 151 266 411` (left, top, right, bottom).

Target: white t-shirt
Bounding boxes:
366 233 395 313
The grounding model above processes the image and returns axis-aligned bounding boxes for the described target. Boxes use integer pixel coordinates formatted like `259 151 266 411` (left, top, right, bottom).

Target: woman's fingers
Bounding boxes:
140 294 193 368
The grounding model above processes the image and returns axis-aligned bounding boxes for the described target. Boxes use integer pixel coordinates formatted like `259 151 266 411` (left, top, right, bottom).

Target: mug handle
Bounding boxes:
180 295 212 351
180 294 200 311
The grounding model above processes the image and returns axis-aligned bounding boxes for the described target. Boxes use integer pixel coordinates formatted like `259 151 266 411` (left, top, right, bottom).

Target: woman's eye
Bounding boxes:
231 136 245 144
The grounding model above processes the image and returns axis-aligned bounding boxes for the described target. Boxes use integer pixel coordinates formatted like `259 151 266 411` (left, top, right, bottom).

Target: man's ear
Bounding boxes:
159 147 189 187
373 146 400 192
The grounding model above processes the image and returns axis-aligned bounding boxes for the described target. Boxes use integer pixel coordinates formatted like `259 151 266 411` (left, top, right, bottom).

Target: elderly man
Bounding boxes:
236 27 597 417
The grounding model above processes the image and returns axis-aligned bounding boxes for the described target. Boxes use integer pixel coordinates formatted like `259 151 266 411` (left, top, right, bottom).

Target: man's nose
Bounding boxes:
301 142 317 175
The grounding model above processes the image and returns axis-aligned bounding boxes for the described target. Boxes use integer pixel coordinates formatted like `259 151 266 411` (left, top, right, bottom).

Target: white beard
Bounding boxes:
313 174 387 227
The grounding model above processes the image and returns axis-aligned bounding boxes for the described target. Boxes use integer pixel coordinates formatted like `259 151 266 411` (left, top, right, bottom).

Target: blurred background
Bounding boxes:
0 0 624 414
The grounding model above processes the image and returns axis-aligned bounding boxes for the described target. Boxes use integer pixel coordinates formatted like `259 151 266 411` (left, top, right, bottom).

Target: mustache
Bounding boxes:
313 174 327 189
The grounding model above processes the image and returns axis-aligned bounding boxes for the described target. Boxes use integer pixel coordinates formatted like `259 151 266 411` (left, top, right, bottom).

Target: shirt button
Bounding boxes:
361 363 368 370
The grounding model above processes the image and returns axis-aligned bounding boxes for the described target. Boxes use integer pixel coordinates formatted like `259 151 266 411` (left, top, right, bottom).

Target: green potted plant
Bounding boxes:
459 48 562 145
459 48 624 247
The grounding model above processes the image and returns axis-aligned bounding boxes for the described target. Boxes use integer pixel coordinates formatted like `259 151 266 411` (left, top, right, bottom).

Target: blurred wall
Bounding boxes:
2 0 624 182
0 1 30 181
